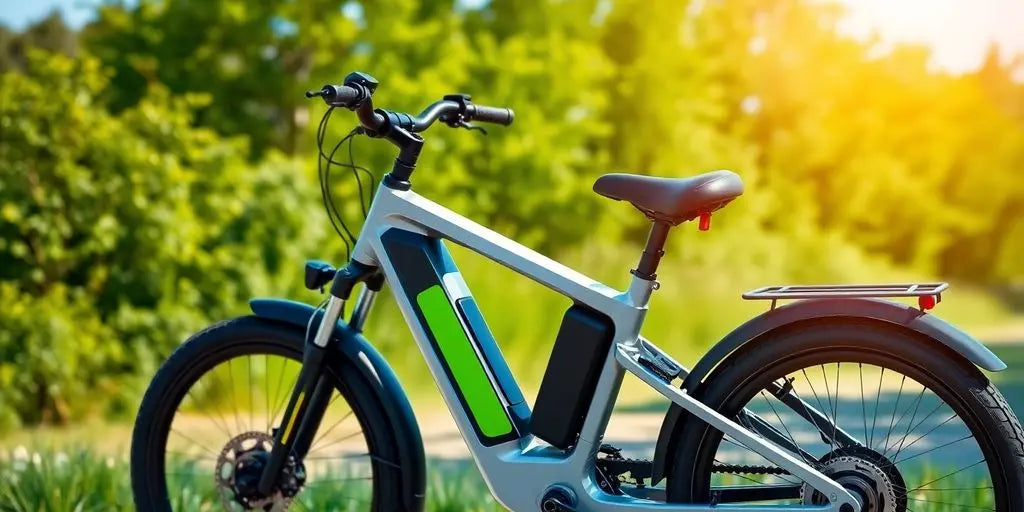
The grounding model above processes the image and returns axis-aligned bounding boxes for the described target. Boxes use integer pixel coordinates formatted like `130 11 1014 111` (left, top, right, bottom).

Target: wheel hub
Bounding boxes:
803 447 906 512
214 431 306 511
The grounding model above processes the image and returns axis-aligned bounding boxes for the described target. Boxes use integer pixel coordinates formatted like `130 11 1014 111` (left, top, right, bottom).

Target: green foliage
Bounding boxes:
0 284 116 430
82 0 362 156
0 12 77 73
1 0 1023 429
0 51 338 425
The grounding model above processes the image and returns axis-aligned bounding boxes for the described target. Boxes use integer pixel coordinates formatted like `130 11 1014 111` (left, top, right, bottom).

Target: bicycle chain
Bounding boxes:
711 463 791 476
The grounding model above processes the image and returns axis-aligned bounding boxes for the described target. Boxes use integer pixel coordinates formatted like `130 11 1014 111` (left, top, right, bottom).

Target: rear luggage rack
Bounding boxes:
743 283 949 311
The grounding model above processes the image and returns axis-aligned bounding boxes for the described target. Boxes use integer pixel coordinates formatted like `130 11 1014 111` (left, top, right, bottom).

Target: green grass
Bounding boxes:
0 448 502 512
0 447 997 511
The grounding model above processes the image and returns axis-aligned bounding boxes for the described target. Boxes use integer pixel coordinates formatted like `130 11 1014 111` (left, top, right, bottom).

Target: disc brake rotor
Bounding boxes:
214 431 292 511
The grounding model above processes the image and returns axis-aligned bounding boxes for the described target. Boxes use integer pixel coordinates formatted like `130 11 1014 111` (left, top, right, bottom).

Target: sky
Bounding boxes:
2 0 1023 74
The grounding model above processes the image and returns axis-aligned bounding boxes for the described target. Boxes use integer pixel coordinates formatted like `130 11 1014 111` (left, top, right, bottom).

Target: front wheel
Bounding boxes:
130 317 409 511
668 320 1024 511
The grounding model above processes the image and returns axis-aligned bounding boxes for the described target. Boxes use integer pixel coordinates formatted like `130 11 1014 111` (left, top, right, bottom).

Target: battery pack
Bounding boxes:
530 304 615 449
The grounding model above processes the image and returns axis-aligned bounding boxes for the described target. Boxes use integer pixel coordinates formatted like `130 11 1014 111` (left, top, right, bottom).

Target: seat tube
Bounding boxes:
626 273 658 308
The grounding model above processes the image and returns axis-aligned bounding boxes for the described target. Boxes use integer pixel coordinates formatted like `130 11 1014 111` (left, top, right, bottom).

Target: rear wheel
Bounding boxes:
130 317 407 511
668 321 1024 511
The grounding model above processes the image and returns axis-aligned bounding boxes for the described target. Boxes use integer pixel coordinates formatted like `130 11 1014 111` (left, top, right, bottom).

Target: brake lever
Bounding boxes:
454 120 487 136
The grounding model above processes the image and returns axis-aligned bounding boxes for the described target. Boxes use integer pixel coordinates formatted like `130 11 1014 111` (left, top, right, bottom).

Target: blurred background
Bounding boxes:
1 0 1023 509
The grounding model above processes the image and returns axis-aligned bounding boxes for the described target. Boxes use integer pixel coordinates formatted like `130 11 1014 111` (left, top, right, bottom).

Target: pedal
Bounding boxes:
596 455 654 486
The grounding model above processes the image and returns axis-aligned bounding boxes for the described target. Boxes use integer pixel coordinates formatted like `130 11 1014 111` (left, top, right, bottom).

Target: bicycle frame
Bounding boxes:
268 182 852 512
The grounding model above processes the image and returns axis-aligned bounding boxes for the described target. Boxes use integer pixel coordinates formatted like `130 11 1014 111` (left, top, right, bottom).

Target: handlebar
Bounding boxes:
306 72 514 137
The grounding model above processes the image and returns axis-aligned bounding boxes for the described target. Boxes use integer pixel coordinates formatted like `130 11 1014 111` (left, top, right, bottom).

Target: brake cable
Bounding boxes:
314 107 376 262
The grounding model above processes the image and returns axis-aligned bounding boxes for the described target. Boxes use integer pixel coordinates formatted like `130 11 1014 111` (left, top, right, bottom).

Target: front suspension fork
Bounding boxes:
257 262 379 495
291 286 379 459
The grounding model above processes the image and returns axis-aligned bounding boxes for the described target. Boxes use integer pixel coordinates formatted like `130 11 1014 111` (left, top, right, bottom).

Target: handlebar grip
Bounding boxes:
320 84 362 108
470 105 515 126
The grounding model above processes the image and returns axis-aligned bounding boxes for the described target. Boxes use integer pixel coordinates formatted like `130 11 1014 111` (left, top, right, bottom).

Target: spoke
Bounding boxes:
721 436 748 450
882 387 928 457
184 384 232 441
801 368 834 450
269 359 293 431
304 452 399 469
832 363 840 450
913 486 994 492
895 433 974 465
308 407 353 453
758 390 810 464
248 355 255 432
881 374 907 453
860 363 869 446
265 354 272 432
197 363 237 440
307 428 364 454
226 357 243 433
169 428 220 458
788 382 839 449
820 364 836 452
901 459 987 494
869 367 885 448
888 400 945 460
892 412 964 460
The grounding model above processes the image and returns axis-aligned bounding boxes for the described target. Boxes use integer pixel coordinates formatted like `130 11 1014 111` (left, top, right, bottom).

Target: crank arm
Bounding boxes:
616 342 859 511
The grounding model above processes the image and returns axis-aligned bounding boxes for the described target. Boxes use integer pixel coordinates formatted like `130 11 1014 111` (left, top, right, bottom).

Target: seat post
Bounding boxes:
633 221 671 280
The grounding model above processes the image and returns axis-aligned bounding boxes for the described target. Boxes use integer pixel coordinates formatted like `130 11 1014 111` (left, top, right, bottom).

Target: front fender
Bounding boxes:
249 298 426 511
651 297 1005 485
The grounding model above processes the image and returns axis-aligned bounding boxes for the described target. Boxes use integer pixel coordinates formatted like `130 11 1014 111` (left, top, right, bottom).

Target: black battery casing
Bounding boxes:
530 304 615 449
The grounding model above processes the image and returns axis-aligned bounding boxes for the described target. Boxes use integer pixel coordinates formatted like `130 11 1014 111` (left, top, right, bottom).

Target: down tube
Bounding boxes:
380 228 531 445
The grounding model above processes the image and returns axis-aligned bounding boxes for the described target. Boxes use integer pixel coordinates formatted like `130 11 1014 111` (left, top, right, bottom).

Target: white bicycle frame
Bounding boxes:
318 183 859 512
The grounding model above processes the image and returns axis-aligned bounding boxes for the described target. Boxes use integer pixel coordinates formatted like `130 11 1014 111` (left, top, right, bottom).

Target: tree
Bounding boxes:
0 11 77 72
82 0 362 157
0 50 334 426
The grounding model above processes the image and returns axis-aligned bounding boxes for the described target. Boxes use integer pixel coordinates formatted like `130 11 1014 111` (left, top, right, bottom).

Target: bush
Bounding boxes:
0 51 340 426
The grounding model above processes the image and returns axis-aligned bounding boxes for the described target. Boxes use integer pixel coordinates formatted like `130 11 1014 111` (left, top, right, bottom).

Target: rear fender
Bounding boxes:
249 298 426 511
651 297 1005 485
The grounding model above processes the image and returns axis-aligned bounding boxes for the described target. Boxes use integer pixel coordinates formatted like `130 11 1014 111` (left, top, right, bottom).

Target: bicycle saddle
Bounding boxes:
592 170 744 223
